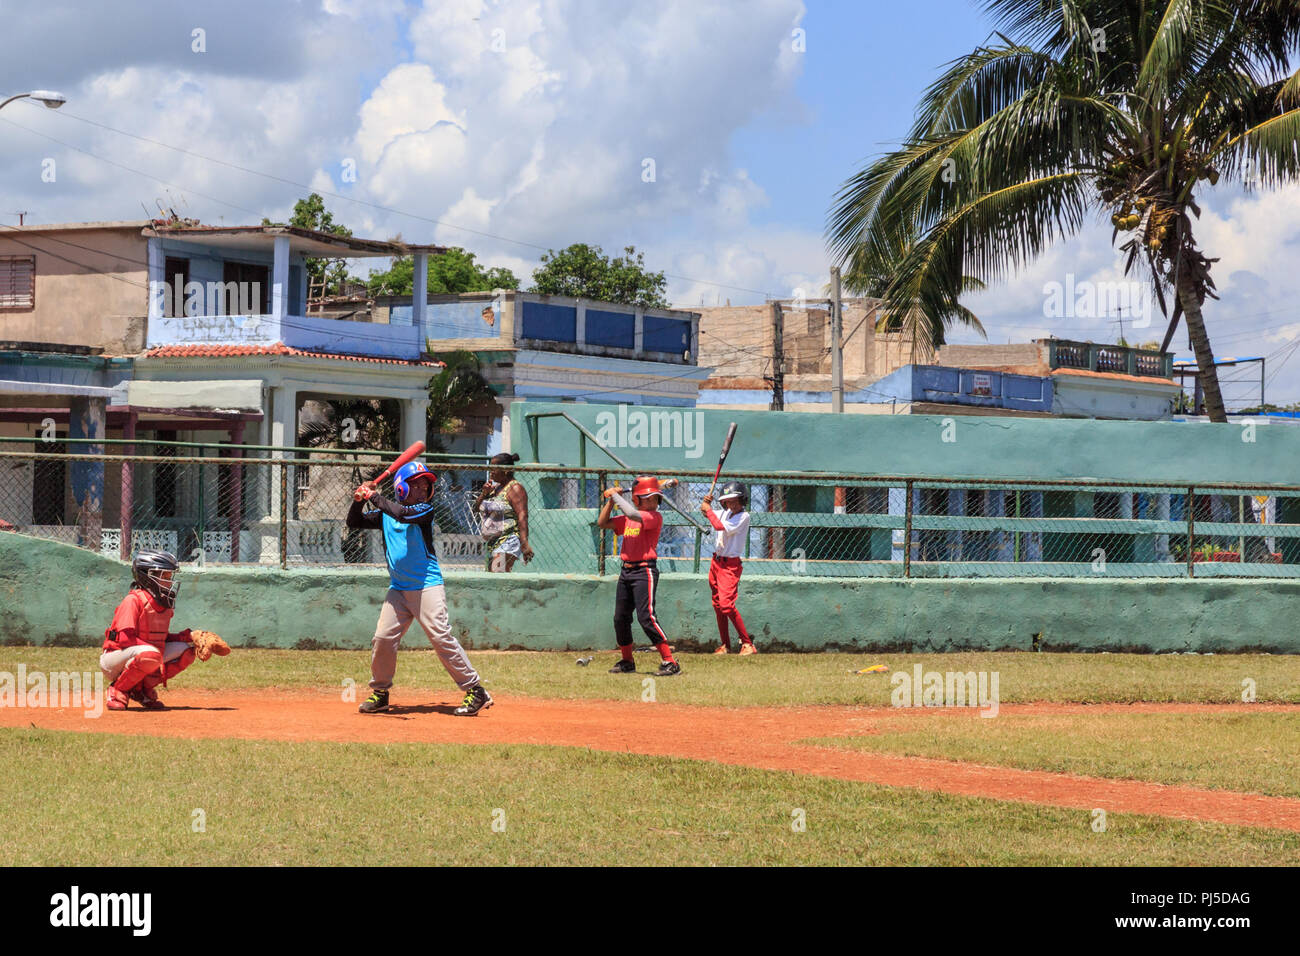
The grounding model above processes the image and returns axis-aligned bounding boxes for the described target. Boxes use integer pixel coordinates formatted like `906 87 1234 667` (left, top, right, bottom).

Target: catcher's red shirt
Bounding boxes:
610 510 663 562
103 587 190 652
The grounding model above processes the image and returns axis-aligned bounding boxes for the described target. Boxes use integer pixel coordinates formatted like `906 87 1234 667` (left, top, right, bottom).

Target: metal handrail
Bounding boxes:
5 448 1300 494
522 410 711 531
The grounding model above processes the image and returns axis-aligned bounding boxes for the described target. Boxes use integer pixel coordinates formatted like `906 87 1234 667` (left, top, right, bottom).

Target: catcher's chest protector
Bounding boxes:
123 589 175 648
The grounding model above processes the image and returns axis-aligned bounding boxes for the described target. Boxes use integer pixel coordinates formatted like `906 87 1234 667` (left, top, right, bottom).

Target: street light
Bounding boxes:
0 90 68 113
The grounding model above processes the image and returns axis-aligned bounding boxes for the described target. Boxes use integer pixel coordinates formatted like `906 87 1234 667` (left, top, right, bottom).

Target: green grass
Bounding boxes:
5 647 1297 707
807 712 1300 798
3 728 1298 866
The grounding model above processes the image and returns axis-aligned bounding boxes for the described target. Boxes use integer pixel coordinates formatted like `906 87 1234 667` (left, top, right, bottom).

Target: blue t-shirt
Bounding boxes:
347 496 443 591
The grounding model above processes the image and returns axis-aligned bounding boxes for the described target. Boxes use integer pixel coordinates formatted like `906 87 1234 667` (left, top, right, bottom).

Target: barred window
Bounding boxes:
0 255 35 310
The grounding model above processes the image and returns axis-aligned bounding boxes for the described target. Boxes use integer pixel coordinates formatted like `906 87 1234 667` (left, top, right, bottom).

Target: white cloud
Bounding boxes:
957 184 1300 403
349 0 806 259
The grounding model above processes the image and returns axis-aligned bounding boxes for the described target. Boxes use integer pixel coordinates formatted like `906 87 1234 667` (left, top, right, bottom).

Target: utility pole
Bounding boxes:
769 299 784 411
830 267 846 515
830 266 844 413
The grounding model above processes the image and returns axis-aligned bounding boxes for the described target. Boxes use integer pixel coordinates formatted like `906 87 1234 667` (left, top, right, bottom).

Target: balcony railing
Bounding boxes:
1047 339 1173 378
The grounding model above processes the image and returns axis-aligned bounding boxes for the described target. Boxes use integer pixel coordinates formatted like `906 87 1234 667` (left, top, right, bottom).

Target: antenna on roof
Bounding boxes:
12 211 27 225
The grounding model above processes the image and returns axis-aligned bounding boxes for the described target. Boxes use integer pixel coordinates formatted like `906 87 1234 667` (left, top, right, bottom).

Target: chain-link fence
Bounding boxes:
2 444 1298 577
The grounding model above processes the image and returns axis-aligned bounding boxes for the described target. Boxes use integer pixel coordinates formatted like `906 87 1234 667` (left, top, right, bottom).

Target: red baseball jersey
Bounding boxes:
610 510 663 561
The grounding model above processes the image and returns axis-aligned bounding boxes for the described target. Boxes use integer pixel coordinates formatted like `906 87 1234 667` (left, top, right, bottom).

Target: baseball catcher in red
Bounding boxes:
99 550 229 711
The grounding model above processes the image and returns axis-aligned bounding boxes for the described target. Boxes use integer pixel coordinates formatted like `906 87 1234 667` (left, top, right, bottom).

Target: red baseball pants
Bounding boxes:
709 555 752 647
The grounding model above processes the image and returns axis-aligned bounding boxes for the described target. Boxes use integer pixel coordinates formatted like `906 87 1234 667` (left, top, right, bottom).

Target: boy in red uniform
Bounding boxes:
700 481 757 654
596 476 681 676
100 550 197 711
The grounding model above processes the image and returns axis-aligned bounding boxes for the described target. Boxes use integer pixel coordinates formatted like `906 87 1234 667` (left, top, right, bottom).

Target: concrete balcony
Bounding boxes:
144 223 444 360
146 311 423 360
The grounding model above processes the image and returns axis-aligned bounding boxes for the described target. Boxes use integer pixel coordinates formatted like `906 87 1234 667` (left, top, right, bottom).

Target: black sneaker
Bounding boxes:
455 684 493 716
359 689 389 714
655 661 682 677
608 659 636 674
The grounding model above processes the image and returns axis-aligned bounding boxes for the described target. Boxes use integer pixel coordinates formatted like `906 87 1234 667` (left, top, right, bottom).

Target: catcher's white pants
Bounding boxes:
369 586 480 692
100 642 191 681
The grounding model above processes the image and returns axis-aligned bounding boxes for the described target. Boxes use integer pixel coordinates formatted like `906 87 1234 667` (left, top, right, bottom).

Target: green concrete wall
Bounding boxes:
3 533 1295 653
512 401 1300 486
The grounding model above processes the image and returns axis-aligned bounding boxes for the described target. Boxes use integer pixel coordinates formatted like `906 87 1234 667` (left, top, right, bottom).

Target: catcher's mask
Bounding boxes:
394 460 436 503
132 549 180 608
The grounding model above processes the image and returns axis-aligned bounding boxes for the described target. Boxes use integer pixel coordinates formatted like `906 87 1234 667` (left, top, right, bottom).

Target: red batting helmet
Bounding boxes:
632 476 662 499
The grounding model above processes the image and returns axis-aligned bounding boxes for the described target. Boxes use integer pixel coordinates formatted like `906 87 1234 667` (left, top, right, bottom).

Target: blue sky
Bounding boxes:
1 0 1297 404
733 1 989 232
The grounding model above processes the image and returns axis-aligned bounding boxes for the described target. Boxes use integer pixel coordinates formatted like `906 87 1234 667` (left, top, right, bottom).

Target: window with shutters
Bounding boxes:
0 255 36 311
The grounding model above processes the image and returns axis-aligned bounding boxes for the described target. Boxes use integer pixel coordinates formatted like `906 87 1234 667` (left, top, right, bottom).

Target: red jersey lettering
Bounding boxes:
611 510 663 562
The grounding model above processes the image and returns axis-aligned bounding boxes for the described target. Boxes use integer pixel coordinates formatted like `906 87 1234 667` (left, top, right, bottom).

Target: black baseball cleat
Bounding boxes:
359 689 390 714
655 661 682 677
455 684 493 716
132 687 167 711
608 659 636 674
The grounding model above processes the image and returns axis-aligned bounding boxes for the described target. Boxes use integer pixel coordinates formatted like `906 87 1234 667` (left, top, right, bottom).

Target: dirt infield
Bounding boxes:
6 692 1300 832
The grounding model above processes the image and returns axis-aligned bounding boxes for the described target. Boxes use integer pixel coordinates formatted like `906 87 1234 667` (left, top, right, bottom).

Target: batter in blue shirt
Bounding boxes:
346 460 492 716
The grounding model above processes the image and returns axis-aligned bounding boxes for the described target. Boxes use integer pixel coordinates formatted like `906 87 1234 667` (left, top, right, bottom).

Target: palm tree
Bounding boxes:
299 399 401 456
827 0 1300 422
426 349 497 452
300 399 401 562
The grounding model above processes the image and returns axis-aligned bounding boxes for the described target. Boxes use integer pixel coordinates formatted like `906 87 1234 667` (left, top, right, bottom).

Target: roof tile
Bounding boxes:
143 343 442 367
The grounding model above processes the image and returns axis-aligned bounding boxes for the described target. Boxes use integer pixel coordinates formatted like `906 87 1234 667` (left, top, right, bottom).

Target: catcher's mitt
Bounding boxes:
190 629 231 662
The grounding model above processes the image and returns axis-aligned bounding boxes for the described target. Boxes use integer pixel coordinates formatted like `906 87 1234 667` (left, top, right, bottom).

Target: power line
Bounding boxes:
0 233 151 291
28 104 779 300
0 115 261 218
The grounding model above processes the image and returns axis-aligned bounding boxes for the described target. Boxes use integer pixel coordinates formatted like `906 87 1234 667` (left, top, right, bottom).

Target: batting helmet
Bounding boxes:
394 460 436 502
133 550 180 608
718 481 747 504
632 476 662 499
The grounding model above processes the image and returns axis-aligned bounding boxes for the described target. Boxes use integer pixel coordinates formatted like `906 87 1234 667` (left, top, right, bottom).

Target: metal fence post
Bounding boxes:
1186 486 1195 578
280 461 288 570
597 470 607 576
903 479 913 578
197 457 206 561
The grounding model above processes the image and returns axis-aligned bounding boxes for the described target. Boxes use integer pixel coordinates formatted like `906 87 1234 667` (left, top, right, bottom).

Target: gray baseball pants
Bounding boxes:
369 586 480 692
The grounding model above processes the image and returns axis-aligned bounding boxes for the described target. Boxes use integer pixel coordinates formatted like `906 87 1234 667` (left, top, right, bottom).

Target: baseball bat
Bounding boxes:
608 490 642 521
376 440 426 483
706 423 738 497
354 440 426 500
602 477 679 499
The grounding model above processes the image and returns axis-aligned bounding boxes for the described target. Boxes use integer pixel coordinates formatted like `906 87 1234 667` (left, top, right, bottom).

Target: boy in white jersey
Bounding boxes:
700 482 757 655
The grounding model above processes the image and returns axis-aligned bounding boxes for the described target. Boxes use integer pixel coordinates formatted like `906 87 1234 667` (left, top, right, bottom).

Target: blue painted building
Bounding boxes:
380 290 711 457
700 339 1180 421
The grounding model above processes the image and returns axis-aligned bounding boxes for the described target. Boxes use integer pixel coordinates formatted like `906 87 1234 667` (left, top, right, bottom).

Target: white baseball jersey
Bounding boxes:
711 508 750 558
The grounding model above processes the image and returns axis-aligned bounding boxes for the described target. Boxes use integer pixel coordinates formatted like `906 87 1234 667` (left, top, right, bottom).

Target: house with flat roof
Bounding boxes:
699 336 1180 421
375 290 712 458
0 219 447 561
